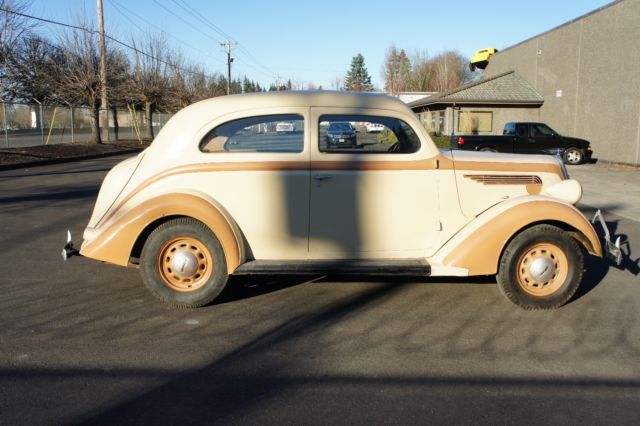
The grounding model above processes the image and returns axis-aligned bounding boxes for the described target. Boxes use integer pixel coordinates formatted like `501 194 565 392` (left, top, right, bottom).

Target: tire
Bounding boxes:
563 147 584 165
479 147 497 152
496 224 584 310
140 217 228 308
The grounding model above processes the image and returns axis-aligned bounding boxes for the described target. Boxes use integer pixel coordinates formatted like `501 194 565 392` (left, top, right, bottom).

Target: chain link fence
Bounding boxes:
0 102 172 148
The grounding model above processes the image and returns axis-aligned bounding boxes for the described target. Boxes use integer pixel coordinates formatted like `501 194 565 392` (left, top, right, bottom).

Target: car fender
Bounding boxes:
430 196 602 275
80 191 244 273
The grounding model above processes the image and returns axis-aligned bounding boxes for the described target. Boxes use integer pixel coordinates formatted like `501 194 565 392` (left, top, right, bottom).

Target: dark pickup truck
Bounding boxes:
450 122 593 164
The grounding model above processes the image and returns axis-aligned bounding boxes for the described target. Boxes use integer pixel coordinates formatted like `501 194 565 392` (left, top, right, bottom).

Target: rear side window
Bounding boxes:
200 114 304 153
319 114 420 154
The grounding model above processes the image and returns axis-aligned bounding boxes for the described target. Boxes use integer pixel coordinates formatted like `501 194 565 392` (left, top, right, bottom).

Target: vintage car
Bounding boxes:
63 91 621 310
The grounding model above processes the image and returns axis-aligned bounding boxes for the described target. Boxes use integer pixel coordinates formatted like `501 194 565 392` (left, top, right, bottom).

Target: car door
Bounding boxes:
308 108 438 259
529 123 560 154
196 110 310 260
513 123 533 154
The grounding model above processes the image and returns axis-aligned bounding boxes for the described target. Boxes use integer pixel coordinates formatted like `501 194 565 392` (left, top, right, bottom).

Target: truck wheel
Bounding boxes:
479 147 497 152
563 147 584 165
496 224 583 310
140 217 228 308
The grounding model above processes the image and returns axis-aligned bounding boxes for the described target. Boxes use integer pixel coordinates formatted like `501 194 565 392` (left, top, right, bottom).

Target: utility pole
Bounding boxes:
220 40 236 95
97 0 109 142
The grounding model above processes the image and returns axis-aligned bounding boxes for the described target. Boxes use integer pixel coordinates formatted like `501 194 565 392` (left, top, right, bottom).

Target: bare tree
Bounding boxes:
409 50 433 92
130 33 171 139
430 50 466 92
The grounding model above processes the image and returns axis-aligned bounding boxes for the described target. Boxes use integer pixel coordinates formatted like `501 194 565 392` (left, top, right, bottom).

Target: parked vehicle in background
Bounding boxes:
365 122 385 133
326 121 358 148
64 92 621 311
275 121 295 133
450 122 593 165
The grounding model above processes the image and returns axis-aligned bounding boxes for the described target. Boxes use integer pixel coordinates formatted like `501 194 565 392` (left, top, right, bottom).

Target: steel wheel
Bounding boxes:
497 224 584 310
516 243 568 297
157 236 213 292
140 218 228 308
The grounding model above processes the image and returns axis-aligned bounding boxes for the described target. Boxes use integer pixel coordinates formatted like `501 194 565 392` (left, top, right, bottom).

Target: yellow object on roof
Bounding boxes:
470 47 498 71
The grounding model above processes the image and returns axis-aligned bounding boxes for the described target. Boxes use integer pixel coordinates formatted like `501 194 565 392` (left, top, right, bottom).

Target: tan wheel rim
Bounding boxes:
157 236 213 292
516 243 568 297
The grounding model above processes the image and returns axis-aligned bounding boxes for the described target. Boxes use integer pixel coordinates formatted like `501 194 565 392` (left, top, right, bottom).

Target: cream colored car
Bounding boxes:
63 92 621 310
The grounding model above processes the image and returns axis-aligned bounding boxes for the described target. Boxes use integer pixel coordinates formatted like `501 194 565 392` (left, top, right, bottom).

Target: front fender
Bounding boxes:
432 197 602 275
80 192 243 273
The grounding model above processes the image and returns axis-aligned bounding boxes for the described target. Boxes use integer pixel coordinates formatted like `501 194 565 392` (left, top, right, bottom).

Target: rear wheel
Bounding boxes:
563 147 584 165
497 224 583 310
140 218 228 308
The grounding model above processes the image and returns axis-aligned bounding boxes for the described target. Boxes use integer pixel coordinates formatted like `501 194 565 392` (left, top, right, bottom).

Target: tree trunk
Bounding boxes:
145 101 154 139
111 106 119 141
92 106 102 144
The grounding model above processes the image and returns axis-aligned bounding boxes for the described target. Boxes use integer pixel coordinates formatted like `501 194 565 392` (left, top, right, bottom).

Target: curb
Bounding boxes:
0 148 143 171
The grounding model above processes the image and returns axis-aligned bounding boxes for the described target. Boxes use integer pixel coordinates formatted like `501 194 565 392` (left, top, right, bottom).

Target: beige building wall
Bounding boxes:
485 0 640 165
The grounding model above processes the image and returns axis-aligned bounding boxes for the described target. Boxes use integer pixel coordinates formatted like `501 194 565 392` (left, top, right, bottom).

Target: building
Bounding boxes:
410 71 543 136
412 0 640 166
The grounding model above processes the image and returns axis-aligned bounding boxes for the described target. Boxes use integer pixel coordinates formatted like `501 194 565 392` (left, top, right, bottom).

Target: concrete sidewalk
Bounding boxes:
568 162 640 223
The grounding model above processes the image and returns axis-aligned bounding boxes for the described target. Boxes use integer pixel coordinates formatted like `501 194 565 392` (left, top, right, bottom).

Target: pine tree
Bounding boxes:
344 53 374 92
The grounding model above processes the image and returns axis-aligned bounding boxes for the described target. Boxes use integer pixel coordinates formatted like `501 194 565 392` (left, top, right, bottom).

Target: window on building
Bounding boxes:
457 111 493 134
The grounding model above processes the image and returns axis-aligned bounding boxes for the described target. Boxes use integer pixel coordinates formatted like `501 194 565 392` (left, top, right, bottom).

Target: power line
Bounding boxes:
165 0 278 79
0 6 221 81
108 0 221 64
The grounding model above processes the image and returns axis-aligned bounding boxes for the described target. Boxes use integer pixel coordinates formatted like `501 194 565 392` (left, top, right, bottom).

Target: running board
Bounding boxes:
233 259 431 276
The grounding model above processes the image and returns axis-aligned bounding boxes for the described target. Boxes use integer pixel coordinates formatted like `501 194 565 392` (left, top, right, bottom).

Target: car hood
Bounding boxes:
560 136 590 147
444 149 564 174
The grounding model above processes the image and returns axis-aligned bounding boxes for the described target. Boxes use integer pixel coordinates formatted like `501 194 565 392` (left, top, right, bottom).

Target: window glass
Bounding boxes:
457 111 492 133
515 124 528 137
319 115 420 154
503 122 515 135
531 123 554 137
200 114 304 153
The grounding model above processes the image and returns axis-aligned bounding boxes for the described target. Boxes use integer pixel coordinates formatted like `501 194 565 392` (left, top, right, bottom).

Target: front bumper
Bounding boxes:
592 210 623 265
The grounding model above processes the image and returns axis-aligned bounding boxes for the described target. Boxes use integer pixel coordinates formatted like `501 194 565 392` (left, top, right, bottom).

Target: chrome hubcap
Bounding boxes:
529 257 556 282
171 251 199 278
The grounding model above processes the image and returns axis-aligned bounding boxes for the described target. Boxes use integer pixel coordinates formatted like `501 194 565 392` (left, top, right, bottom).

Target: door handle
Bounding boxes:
313 175 332 181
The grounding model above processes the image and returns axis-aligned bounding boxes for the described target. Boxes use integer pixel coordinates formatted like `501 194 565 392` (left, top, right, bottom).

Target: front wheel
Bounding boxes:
497 224 584 310
140 217 228 308
563 147 584 165
479 147 497 152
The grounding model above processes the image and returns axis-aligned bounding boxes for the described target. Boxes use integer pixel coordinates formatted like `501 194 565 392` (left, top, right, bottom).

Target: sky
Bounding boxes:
28 0 614 90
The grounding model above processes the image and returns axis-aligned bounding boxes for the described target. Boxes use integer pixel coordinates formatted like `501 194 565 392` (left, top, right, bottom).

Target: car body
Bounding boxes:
365 122 385 133
451 122 593 165
469 47 498 71
67 91 619 310
326 121 357 148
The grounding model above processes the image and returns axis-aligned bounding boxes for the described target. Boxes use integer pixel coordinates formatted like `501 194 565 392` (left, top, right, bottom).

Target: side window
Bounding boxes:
200 114 304 153
515 124 527 137
531 123 554 137
319 114 420 154
503 123 515 135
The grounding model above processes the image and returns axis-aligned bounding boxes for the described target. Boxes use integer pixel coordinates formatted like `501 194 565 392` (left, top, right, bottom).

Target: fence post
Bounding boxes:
2 102 8 148
39 102 44 145
70 105 74 144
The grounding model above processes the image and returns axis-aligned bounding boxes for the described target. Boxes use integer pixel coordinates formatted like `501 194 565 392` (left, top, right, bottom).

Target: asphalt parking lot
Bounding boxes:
1 155 639 424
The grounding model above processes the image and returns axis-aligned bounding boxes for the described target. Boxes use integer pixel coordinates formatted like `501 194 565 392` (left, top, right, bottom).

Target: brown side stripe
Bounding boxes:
463 174 542 185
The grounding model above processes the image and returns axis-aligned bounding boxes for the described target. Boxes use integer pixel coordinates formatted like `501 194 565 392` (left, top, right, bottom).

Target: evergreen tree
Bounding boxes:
344 53 374 92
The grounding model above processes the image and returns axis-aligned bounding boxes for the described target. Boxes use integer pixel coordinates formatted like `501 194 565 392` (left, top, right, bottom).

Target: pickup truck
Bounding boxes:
450 122 593 165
